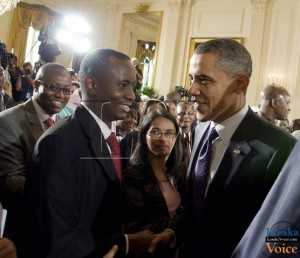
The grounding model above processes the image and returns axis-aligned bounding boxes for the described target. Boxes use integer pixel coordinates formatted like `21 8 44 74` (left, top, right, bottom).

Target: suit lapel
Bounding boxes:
76 107 116 181
23 99 44 142
220 141 252 186
209 109 255 190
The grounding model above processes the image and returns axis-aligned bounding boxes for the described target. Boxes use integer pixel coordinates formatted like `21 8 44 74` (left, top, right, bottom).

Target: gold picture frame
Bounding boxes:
184 37 243 88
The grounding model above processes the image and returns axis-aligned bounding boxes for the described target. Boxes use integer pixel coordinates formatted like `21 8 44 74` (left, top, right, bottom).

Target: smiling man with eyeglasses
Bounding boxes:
0 63 71 258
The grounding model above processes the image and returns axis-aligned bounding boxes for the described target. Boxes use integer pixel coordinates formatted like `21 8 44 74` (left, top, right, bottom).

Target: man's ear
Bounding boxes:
234 75 249 94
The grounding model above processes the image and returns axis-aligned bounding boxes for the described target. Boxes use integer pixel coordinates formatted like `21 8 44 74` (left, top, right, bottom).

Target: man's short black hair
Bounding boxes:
79 49 130 82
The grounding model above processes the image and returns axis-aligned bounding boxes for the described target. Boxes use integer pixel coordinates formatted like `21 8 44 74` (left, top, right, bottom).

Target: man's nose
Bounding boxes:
188 82 201 97
55 89 65 98
125 86 136 101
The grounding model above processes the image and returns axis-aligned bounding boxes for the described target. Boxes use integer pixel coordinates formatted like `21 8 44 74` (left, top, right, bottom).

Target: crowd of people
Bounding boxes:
0 38 299 258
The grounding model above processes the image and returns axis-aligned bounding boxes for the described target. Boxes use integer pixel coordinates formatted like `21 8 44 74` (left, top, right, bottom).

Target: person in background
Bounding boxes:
0 42 9 69
0 63 72 258
258 84 291 127
0 66 14 111
121 99 168 169
17 62 35 102
116 107 139 141
7 54 22 102
176 102 196 159
291 118 300 139
124 111 184 258
165 99 177 117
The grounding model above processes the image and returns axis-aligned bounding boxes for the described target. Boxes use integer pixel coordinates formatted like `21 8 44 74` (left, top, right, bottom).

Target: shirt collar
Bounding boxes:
211 105 249 143
81 103 112 140
32 96 56 125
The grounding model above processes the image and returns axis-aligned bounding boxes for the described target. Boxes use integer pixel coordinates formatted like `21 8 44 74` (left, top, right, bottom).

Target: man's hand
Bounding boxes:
148 229 175 253
103 245 118 258
128 229 155 255
0 238 17 258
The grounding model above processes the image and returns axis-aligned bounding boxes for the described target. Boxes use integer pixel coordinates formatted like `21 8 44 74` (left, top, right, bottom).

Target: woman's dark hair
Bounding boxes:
130 111 184 178
143 99 168 116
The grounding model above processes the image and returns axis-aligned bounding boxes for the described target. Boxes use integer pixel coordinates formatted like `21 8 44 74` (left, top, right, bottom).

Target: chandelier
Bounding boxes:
0 0 20 16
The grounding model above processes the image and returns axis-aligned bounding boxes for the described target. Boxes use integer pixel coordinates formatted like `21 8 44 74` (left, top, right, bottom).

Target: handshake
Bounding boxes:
104 229 175 258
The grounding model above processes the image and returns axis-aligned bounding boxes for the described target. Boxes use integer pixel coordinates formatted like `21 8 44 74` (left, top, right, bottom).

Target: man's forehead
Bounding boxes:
110 59 136 77
46 72 71 84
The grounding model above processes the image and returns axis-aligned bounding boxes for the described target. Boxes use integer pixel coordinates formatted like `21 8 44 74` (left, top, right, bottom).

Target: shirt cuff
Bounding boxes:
124 234 129 255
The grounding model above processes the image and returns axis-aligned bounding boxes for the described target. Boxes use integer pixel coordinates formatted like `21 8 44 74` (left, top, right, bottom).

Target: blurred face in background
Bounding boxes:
176 103 195 133
166 101 177 117
117 109 138 134
273 94 291 120
23 63 33 76
146 116 177 158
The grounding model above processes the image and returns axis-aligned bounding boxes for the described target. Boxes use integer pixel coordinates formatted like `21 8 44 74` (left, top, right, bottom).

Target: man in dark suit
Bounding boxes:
149 38 296 258
0 63 72 257
232 140 300 258
0 66 14 111
26 49 154 258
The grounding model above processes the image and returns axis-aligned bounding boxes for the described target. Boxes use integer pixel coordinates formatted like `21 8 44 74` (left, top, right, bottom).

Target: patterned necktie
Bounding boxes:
193 125 219 221
106 132 122 182
44 117 55 129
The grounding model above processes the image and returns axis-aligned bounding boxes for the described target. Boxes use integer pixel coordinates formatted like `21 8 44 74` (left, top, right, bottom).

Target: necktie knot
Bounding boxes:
106 132 120 154
44 117 55 129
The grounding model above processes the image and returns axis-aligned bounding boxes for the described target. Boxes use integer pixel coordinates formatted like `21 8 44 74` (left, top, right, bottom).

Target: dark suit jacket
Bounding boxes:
26 106 126 258
170 108 296 258
0 99 44 257
0 99 43 194
232 140 300 258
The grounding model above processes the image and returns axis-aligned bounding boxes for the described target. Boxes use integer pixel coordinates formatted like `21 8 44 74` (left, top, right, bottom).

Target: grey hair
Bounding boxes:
194 38 252 77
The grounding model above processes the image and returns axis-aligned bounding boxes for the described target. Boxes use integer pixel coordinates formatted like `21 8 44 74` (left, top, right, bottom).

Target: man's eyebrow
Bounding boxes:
189 74 213 80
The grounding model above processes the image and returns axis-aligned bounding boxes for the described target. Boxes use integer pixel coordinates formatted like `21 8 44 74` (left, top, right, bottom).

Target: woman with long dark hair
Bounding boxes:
120 99 168 169
123 111 185 258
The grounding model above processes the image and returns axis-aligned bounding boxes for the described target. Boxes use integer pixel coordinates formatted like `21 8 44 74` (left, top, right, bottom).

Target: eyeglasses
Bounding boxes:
45 84 73 96
147 129 177 140
177 111 195 116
